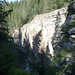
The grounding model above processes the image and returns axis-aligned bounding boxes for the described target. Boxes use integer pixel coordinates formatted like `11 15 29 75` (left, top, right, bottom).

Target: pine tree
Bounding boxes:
0 0 12 42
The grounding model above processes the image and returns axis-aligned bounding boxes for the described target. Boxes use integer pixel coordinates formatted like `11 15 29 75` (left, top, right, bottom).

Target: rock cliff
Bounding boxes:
14 8 67 52
13 2 75 68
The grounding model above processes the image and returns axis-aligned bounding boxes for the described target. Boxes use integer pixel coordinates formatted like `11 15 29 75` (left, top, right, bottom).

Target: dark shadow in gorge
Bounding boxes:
32 30 51 75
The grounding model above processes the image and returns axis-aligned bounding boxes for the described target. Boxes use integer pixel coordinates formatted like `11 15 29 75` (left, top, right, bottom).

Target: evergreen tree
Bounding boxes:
0 0 12 42
5 0 73 34
43 0 57 13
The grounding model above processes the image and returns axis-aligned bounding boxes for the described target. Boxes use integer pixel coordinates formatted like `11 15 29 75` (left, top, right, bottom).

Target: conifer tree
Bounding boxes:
0 0 12 42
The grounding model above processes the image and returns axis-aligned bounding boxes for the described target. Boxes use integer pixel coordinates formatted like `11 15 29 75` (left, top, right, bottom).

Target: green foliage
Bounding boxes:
61 22 75 33
0 0 12 42
54 48 74 62
56 0 64 9
45 63 56 75
52 14 75 75
0 41 30 75
0 1 30 75
59 22 75 44
4 0 73 34
0 43 17 75
0 1 16 75
8 68 30 75
0 1 8 42
45 48 74 75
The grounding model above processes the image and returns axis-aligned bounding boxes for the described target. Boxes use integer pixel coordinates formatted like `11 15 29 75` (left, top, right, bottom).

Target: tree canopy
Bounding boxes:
5 0 74 34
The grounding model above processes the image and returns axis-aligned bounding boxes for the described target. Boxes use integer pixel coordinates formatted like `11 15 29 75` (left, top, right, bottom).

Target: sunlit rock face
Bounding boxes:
20 7 67 54
13 7 67 68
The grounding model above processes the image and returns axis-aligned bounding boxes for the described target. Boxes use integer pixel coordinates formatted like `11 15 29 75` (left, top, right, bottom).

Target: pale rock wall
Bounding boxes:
20 7 67 55
13 7 67 68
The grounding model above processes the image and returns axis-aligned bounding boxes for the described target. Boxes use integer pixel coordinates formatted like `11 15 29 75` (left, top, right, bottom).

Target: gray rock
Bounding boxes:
68 27 75 34
65 15 75 24
68 2 75 10
68 2 75 14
